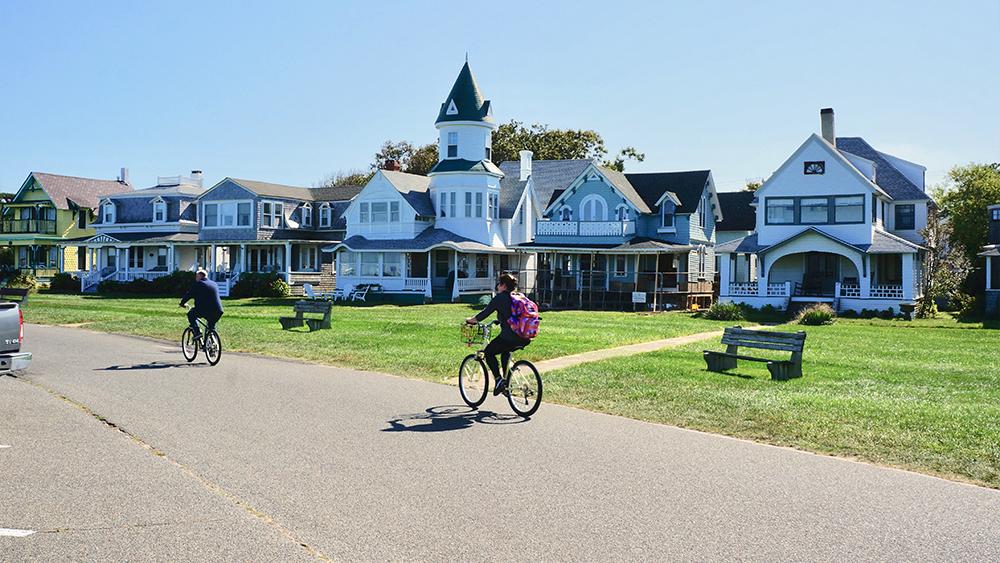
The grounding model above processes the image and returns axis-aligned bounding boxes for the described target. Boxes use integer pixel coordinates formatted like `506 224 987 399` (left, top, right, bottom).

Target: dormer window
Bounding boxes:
559 207 573 222
660 205 674 228
447 132 458 158
102 201 116 224
262 201 284 228
152 200 166 223
319 203 332 228
301 203 313 228
615 205 629 221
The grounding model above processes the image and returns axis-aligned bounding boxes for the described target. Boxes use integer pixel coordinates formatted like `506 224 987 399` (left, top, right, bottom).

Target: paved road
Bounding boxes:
2 324 998 561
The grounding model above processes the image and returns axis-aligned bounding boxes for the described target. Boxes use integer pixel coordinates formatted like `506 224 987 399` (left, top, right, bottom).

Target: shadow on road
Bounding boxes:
96 361 210 371
384 405 525 433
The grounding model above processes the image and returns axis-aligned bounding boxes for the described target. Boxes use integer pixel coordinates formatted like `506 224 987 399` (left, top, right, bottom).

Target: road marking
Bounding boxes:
0 528 36 537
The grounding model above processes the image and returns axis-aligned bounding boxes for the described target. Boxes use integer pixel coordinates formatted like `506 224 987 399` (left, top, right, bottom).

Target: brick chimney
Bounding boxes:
383 159 402 171
519 150 533 181
820 108 835 145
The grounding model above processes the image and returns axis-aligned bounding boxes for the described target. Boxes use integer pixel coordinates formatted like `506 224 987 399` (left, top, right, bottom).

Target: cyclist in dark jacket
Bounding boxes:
180 269 224 338
466 273 529 396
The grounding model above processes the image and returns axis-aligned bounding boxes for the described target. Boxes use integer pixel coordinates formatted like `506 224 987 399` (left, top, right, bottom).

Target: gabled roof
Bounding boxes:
26 172 132 210
498 159 593 212
597 166 652 214
716 191 757 232
435 62 494 125
310 184 364 202
428 159 503 176
381 170 434 217
624 170 712 214
836 138 930 201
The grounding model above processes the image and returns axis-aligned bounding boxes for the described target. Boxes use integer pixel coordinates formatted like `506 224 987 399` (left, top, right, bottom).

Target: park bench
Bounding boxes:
279 299 333 331
0 287 29 304
703 326 806 380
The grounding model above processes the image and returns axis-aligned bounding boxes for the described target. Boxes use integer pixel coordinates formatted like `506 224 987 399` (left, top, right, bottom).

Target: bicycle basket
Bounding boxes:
460 322 485 346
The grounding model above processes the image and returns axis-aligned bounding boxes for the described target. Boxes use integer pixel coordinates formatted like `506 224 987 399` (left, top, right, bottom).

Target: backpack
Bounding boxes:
508 292 540 339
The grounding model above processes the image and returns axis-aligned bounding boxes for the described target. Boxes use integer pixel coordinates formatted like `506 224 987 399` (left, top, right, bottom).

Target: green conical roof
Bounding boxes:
435 62 494 125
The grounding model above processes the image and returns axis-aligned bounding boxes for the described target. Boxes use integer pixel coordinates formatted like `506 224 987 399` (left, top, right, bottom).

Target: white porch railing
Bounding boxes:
404 278 429 290
870 284 904 299
115 271 170 282
456 277 494 291
729 282 758 296
537 220 636 237
838 283 862 298
767 282 790 297
80 267 118 291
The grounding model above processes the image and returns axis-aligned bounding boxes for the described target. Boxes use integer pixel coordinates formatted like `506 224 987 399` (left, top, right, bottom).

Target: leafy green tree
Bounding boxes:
492 120 644 170
406 143 438 176
936 163 1000 261
314 169 373 188
744 179 764 191
917 208 973 318
370 140 438 175
603 147 646 172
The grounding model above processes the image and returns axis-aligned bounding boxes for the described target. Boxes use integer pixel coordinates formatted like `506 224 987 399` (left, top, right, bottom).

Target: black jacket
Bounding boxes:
180 279 224 316
475 291 521 340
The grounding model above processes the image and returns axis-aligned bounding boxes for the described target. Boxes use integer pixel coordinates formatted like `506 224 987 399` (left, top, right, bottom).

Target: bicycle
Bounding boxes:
459 321 542 418
181 313 222 366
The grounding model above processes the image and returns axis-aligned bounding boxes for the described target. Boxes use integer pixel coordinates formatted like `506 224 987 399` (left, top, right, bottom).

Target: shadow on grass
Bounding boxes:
383 404 524 433
97 361 210 371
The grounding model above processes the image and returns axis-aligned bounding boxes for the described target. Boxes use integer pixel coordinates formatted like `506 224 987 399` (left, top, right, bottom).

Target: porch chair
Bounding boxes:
328 288 346 301
303 283 317 299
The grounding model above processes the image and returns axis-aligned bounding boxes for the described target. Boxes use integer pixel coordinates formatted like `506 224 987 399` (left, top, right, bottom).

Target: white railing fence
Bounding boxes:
537 220 636 237
870 284 904 299
115 271 170 282
767 282 790 297
838 283 862 298
729 282 758 296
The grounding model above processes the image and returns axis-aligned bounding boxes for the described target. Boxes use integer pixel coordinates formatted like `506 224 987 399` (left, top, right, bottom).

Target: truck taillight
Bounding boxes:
19 308 23 344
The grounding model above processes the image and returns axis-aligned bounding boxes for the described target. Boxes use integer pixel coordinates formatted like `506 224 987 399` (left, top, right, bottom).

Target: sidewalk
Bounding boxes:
534 328 735 373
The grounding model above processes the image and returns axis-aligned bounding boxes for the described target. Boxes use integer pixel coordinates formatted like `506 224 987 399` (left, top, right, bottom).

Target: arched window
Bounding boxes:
614 204 629 221
301 203 313 227
559 207 573 221
579 195 607 222
319 203 332 228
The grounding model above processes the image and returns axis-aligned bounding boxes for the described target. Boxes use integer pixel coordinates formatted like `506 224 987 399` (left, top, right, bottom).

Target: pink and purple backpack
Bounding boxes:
508 292 540 339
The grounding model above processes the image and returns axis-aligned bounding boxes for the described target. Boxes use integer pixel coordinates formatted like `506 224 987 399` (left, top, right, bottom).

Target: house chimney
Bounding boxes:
383 159 402 172
119 167 129 184
519 150 533 181
190 170 204 187
820 108 836 145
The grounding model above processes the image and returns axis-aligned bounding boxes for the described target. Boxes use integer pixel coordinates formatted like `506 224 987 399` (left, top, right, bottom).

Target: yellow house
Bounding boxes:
1 171 133 279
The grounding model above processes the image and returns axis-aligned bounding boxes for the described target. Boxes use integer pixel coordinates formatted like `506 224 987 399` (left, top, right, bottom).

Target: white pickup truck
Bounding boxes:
0 289 32 373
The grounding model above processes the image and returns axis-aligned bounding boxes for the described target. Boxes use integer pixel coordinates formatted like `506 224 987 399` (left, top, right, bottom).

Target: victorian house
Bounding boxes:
980 204 1000 317
716 108 932 313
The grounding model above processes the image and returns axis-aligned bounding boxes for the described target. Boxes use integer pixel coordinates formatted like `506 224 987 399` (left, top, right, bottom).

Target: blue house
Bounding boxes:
189 177 361 295
517 162 721 309
74 172 203 291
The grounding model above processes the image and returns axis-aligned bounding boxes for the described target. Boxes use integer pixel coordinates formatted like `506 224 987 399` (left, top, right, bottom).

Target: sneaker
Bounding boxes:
493 378 507 396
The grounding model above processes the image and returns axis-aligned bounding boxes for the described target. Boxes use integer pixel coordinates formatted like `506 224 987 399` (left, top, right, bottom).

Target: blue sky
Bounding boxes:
1 0 997 194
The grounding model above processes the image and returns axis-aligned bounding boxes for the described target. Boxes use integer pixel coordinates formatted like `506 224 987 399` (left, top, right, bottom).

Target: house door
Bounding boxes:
432 250 451 289
804 252 838 296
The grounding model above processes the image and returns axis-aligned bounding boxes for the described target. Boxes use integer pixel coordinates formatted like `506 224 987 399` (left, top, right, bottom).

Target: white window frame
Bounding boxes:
559 206 573 221
439 193 446 217
261 200 284 229
152 200 167 223
319 203 332 228
360 202 370 223
580 194 608 222
299 246 318 271
102 200 116 224
447 132 458 159
202 200 254 229
475 192 483 218
615 204 629 221
613 254 627 276
660 205 674 228
301 203 312 228
465 192 473 217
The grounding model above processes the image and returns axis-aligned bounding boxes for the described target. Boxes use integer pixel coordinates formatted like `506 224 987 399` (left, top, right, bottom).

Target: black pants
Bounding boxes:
483 333 529 381
188 309 222 336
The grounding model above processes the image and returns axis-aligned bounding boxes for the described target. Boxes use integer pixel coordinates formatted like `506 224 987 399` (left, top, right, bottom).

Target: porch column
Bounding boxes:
167 244 175 272
451 251 460 302
987 256 993 290
860 255 871 298
633 254 640 293
901 253 914 300
57 246 65 272
425 252 433 299
284 242 292 282
718 253 731 296
487 253 494 282
239 244 246 273
757 255 768 297
122 247 129 275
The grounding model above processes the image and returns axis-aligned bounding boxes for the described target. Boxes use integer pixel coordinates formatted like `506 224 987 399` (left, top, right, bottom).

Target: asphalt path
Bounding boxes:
2 324 998 561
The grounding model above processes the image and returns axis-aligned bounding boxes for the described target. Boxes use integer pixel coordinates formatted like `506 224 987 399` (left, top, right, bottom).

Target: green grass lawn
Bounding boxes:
22 293 731 379
543 317 1000 488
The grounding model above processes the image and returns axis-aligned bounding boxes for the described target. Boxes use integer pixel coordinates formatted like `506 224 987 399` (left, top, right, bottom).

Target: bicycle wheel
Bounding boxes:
181 328 198 362
506 360 542 418
204 331 222 366
459 354 489 408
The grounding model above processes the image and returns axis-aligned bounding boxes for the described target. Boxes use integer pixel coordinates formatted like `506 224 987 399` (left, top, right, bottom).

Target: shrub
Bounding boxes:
6 271 37 290
48 272 79 293
796 303 836 325
760 304 777 316
840 309 857 318
953 293 981 321
151 271 196 296
702 301 745 321
231 272 289 298
878 307 895 320
97 279 125 294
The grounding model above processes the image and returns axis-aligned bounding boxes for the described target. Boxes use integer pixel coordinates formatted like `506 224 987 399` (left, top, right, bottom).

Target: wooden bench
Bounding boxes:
704 326 806 380
0 287 29 304
279 299 332 331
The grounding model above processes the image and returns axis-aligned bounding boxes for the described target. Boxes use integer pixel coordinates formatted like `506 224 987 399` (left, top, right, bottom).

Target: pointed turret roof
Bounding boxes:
435 62 494 125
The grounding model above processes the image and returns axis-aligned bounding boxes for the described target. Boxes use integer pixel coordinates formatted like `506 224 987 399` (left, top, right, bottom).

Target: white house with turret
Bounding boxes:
326 62 537 303
716 108 932 313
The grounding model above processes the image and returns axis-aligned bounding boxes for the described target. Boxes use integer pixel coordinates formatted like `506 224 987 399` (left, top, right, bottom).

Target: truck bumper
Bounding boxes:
0 351 32 372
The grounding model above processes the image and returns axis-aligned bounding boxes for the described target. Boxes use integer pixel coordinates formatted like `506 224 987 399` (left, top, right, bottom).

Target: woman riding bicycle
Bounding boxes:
465 273 529 396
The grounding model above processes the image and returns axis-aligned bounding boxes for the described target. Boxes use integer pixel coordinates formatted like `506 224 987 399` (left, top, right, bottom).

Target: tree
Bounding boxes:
314 169 373 188
916 208 973 318
744 179 764 191
936 163 1000 262
603 147 646 172
491 120 644 170
370 140 438 175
